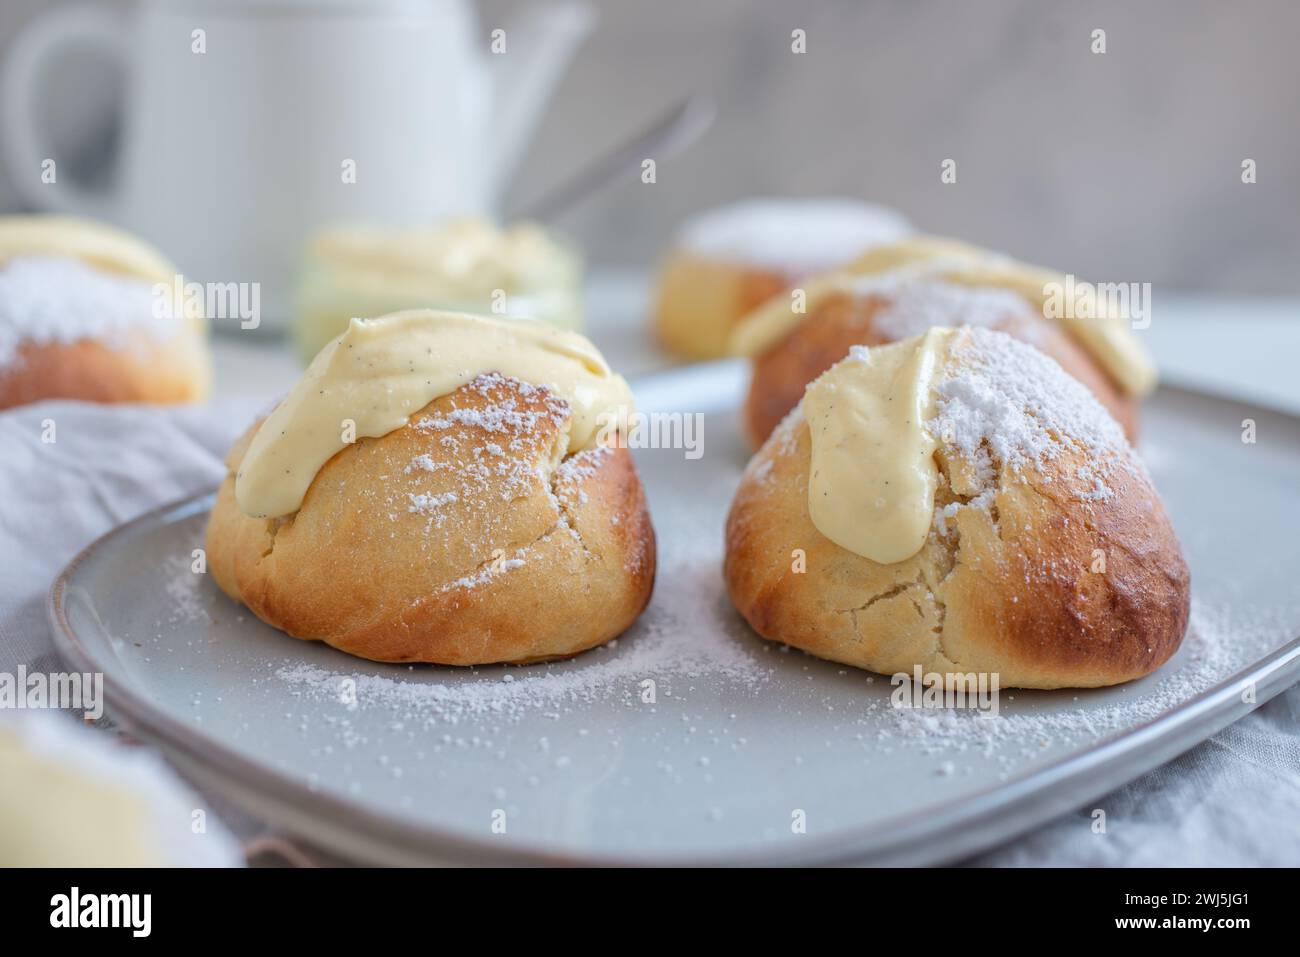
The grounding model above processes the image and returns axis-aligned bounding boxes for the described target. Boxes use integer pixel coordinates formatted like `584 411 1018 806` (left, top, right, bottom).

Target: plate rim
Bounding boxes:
46 378 1300 866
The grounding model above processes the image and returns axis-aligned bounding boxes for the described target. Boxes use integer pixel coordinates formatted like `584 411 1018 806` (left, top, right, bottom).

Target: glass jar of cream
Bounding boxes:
292 217 583 361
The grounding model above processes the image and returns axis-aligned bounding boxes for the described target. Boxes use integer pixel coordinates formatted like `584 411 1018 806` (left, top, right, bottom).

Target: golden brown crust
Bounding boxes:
0 327 210 410
653 251 788 360
743 291 1137 446
206 375 656 665
724 411 1189 690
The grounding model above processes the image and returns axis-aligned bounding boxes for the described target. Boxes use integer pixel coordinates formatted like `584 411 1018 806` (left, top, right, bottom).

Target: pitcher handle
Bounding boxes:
1 3 129 220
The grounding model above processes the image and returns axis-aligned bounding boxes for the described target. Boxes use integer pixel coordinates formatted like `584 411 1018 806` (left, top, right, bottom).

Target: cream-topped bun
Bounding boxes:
206 310 655 665
725 327 1189 689
653 198 910 359
0 713 241 867
0 215 210 409
741 275 1137 444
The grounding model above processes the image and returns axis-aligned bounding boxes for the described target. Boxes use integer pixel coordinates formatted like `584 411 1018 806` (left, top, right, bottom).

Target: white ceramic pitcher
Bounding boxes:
1 0 592 325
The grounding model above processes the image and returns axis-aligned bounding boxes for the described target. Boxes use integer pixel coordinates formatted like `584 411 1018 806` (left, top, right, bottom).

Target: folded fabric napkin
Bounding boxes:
0 398 261 676
0 398 264 864
0 398 1296 866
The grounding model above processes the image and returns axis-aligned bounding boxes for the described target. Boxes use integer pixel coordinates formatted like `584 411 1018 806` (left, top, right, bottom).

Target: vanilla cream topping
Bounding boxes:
729 235 1157 397
235 310 633 518
0 215 179 286
303 217 576 306
803 327 952 564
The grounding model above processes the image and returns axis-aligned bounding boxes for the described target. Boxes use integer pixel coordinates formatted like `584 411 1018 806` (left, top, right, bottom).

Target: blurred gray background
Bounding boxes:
3 0 1298 293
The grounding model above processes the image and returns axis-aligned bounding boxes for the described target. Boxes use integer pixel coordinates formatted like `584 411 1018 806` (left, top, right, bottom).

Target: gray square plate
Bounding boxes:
49 361 1300 865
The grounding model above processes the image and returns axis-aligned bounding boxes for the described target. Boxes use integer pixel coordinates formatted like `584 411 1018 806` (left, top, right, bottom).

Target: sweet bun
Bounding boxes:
207 314 656 665
724 327 1189 690
0 215 210 409
742 279 1137 445
653 199 909 359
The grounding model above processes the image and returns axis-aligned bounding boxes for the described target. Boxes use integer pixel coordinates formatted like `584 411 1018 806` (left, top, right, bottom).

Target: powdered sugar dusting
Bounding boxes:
368 373 570 553
277 573 771 725
162 553 208 624
407 490 459 528
438 553 527 594
554 445 612 486
767 401 805 461
0 256 178 368
926 327 1131 495
349 375 639 596
415 391 565 438
870 280 1037 342
679 198 910 272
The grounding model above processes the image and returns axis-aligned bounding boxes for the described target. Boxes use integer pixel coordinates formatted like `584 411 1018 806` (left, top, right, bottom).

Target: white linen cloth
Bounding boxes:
1 398 1297 866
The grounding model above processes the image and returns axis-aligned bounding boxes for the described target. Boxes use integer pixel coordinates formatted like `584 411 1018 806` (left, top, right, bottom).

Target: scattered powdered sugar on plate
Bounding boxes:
276 606 770 726
0 256 178 368
874 598 1293 762
162 553 208 624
